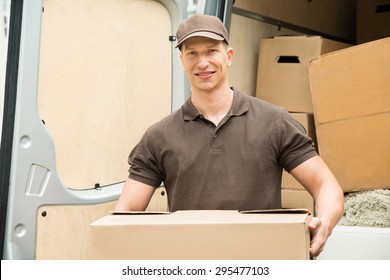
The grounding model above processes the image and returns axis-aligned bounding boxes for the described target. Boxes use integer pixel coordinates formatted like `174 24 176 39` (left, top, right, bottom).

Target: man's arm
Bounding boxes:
114 178 156 211
290 155 344 257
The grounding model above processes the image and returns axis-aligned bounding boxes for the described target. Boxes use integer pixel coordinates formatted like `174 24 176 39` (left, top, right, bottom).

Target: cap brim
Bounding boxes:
175 31 225 48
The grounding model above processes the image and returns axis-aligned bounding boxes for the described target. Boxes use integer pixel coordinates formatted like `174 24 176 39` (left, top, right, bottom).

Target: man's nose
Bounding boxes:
196 55 209 68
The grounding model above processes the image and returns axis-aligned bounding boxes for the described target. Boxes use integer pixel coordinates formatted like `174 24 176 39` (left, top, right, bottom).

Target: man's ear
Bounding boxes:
227 47 234 66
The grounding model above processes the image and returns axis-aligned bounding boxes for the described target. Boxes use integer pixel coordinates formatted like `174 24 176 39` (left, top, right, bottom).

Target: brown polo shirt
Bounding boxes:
128 87 317 211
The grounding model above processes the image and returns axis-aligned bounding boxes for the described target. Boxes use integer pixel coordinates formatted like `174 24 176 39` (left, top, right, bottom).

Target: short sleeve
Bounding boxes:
127 131 163 188
278 110 318 172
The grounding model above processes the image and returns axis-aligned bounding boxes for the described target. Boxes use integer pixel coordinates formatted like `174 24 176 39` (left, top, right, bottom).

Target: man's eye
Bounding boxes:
208 49 219 54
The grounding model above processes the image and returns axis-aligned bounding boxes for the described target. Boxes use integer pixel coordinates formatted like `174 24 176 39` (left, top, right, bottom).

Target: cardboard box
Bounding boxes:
89 210 311 260
314 114 390 192
282 113 317 190
282 189 314 214
145 186 168 212
282 171 303 190
309 38 390 192
357 0 390 44
256 36 350 113
290 112 317 145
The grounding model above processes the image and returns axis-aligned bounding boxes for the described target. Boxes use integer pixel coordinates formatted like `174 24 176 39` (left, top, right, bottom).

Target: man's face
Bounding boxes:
180 37 233 93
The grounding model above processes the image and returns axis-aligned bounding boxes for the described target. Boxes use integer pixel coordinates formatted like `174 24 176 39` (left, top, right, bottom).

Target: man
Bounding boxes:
115 14 344 257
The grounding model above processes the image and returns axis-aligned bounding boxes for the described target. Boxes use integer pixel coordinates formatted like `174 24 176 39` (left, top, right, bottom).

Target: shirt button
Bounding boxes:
208 124 213 127
214 134 217 138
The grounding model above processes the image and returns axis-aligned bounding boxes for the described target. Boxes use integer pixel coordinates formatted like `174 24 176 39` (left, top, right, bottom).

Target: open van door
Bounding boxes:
0 0 188 260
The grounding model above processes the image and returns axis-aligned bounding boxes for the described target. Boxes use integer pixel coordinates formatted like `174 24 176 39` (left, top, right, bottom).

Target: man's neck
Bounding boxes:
191 86 234 126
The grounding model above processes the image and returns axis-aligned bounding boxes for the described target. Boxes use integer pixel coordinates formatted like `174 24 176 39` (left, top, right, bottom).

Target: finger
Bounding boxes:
308 217 321 230
310 240 324 258
310 232 324 257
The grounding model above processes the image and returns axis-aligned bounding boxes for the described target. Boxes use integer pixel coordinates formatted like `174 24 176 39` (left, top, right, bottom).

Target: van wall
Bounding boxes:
38 0 172 189
228 0 356 96
35 0 172 259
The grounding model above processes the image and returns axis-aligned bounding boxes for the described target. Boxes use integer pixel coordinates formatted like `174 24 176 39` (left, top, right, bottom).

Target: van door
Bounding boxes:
0 0 188 260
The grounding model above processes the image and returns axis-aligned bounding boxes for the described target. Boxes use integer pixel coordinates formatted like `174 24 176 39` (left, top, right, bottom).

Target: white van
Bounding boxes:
3 0 387 260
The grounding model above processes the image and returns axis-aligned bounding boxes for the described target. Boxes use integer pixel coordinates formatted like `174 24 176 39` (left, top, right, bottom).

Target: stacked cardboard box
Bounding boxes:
309 37 390 193
256 36 350 211
256 36 350 113
281 113 316 213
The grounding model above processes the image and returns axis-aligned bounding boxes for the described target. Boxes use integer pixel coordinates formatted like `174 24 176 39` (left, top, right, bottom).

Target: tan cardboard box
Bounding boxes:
282 189 314 214
357 0 390 44
309 38 390 192
256 36 350 113
145 186 168 212
282 171 303 190
89 210 311 260
290 112 317 144
282 113 317 190
315 114 390 192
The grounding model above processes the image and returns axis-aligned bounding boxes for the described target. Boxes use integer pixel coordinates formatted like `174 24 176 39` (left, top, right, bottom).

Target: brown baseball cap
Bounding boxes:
175 14 229 49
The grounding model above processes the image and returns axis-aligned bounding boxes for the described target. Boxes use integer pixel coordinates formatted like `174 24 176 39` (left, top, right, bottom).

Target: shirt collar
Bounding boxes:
182 87 249 121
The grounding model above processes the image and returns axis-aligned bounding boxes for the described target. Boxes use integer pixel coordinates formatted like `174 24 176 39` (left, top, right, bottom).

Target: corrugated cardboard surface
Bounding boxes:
309 38 390 192
310 38 390 124
256 36 350 113
89 210 311 260
315 114 390 192
282 189 314 214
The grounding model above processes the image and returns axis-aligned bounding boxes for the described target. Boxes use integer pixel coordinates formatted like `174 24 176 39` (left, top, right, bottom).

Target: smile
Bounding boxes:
195 71 215 78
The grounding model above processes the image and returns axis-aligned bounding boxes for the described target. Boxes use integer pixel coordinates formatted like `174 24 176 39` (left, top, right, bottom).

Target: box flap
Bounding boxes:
272 35 321 40
110 209 311 215
240 208 312 215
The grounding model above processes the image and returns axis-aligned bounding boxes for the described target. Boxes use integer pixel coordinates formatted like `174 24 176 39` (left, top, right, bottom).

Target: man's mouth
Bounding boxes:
195 71 215 78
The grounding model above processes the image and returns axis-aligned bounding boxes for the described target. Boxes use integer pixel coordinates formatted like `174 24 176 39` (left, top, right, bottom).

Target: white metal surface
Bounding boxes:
318 225 390 260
